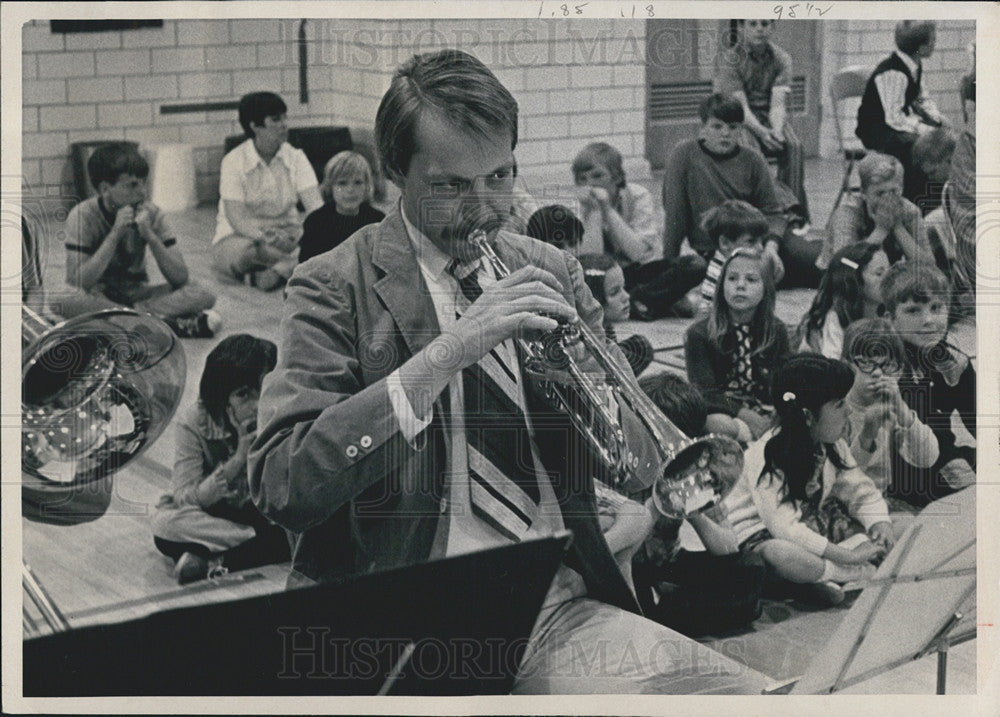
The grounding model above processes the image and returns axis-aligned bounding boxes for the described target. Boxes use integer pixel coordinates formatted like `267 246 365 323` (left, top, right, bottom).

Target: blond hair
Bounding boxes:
320 151 375 205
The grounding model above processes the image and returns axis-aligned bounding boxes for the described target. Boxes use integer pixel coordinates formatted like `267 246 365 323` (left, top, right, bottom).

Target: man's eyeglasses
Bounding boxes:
852 356 901 374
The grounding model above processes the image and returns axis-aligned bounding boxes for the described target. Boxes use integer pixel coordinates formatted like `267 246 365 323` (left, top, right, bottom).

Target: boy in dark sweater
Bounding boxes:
661 94 820 288
880 261 975 508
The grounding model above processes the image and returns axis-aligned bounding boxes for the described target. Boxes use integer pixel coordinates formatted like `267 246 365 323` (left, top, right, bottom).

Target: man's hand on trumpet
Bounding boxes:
449 265 579 371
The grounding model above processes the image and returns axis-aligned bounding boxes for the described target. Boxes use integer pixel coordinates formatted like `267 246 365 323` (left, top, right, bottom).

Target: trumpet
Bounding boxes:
471 231 743 519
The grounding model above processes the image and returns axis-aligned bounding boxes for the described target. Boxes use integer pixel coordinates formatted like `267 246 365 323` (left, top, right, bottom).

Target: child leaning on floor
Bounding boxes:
61 142 219 338
685 247 790 442
631 371 768 634
880 261 976 508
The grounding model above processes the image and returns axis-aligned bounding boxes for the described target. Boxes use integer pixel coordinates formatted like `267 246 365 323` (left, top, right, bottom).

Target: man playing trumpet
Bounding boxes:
249 49 764 694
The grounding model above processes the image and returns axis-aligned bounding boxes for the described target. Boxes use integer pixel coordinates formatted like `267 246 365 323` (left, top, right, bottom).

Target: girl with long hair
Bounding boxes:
685 247 789 440
797 243 888 358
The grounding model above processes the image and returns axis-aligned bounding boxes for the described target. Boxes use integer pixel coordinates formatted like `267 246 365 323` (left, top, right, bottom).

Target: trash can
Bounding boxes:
146 143 197 212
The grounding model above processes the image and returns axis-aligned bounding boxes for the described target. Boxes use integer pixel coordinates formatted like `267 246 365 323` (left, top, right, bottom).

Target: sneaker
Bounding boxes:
207 558 229 581
173 551 208 585
165 310 221 339
792 581 845 607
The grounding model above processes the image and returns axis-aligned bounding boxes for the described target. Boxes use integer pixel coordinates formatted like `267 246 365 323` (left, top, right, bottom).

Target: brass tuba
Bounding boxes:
21 306 187 523
471 231 743 519
22 306 187 635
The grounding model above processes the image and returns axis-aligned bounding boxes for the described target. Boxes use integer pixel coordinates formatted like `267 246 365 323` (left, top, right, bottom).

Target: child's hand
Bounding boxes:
588 186 612 211
199 469 233 507
133 204 155 237
737 407 773 440
233 417 256 464
112 205 136 235
263 228 298 254
850 540 886 565
871 195 901 231
757 128 784 153
861 401 895 435
867 521 895 553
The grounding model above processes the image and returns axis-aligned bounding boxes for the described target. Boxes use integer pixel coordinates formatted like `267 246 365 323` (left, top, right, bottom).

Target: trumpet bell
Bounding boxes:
22 309 186 524
653 434 744 520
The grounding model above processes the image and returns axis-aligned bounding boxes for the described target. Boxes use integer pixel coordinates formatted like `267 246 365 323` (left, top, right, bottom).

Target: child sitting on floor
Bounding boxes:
881 261 976 508
796 243 889 359
631 371 767 635
695 199 780 314
841 318 939 500
729 354 893 605
685 248 790 441
61 142 219 338
299 150 386 264
150 334 290 584
577 253 654 377
573 141 704 318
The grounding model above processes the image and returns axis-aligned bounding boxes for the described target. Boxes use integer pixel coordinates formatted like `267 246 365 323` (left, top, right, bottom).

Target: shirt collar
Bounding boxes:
399 198 455 281
97 196 116 224
241 138 292 172
894 49 920 78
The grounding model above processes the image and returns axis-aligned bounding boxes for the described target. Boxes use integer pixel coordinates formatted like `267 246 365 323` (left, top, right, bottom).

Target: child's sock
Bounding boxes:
821 559 875 584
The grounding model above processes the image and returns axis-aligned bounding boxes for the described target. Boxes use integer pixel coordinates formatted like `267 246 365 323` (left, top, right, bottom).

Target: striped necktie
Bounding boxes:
449 258 540 541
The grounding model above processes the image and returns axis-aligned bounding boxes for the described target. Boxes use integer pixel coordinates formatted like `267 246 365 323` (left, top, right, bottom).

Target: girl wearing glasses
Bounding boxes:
841 318 939 498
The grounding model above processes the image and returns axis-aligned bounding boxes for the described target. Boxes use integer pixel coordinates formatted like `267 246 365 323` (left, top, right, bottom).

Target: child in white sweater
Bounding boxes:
841 318 939 497
681 354 894 604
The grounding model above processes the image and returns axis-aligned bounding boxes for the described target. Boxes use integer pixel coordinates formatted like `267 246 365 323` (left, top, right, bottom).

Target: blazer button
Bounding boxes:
346 445 359 458
360 435 373 449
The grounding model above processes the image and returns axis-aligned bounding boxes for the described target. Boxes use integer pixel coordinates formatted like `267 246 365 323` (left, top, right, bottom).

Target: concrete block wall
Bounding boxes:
818 19 975 159
21 17 974 209
21 18 648 209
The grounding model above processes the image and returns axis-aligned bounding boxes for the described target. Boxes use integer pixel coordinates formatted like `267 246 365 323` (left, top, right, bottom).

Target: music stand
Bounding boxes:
765 487 976 695
23 533 571 696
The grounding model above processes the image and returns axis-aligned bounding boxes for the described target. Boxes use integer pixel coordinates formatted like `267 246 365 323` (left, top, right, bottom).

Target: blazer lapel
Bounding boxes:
371 210 441 357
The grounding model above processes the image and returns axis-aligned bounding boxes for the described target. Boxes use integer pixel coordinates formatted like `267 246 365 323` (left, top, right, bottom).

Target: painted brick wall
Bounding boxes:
818 19 975 159
21 18 648 208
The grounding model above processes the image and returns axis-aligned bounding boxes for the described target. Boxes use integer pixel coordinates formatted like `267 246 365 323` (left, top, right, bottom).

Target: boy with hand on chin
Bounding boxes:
62 142 218 338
